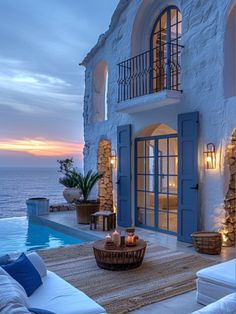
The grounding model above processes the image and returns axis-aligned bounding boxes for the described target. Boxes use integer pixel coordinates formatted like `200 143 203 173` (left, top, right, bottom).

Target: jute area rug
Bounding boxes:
38 242 216 314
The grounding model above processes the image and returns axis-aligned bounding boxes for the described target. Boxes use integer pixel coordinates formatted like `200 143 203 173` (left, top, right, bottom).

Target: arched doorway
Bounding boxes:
135 124 178 234
97 140 113 211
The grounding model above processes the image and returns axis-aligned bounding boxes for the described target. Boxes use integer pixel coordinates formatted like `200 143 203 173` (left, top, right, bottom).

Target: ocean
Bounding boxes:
0 167 68 218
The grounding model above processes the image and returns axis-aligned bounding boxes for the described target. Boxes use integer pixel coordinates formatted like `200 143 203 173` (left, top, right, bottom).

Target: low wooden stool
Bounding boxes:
90 211 116 231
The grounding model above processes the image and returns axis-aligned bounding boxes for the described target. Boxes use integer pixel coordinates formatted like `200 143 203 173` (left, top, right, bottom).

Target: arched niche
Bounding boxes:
93 61 108 122
97 140 113 211
224 1 236 98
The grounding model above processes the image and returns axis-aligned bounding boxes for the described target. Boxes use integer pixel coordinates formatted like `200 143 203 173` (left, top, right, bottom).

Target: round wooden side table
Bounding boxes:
93 239 147 271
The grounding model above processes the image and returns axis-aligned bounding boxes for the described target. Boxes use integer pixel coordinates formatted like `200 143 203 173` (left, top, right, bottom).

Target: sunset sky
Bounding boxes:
0 0 118 167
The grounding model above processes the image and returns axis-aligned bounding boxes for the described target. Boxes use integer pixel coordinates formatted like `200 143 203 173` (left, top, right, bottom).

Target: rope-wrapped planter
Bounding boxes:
191 232 222 255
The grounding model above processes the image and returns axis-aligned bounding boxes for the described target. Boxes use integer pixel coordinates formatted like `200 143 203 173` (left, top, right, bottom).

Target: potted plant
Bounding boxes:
57 158 81 204
75 170 103 224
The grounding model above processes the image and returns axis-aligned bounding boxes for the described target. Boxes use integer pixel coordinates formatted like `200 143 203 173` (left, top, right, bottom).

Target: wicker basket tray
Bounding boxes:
191 232 222 255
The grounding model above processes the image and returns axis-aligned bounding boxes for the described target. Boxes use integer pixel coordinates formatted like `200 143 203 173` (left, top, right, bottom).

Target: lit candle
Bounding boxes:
105 234 112 243
112 230 120 246
127 234 133 244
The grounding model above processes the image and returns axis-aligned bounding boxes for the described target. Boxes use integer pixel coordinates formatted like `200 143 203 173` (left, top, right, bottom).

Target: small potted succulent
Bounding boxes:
75 170 103 224
57 158 81 203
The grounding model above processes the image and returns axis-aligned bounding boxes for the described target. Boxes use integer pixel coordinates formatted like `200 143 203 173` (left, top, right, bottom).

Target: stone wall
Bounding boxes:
97 140 113 211
222 131 236 246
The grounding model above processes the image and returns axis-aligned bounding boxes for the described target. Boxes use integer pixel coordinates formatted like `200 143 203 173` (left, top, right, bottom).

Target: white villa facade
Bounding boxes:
81 0 236 246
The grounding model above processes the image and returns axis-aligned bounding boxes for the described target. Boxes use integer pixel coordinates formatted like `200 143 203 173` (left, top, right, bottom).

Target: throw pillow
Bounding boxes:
2 253 42 296
0 254 11 265
0 274 30 313
28 308 56 314
27 252 47 278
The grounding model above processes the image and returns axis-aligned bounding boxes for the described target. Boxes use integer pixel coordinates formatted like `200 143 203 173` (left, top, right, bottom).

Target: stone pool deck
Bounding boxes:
41 210 236 314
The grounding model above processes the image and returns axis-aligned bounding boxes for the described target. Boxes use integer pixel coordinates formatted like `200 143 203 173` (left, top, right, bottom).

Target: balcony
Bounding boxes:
117 42 183 109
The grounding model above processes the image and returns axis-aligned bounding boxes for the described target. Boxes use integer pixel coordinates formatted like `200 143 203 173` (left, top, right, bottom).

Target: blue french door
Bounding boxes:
135 134 178 234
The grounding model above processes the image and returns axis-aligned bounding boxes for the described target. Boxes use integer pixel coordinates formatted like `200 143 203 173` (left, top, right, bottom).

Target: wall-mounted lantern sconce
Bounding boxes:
204 143 216 169
110 150 117 169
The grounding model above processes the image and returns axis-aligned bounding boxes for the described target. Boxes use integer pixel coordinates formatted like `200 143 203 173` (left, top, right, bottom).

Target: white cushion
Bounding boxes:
192 293 236 314
197 259 236 289
28 271 106 314
26 252 47 278
0 267 29 306
0 274 30 313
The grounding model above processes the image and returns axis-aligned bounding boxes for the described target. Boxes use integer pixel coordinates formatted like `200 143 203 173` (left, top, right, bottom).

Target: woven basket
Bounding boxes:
191 232 222 255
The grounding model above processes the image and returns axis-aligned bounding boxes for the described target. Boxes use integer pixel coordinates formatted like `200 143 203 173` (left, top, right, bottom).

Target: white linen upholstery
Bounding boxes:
196 259 236 305
28 271 106 314
0 274 30 314
192 293 236 314
26 252 47 278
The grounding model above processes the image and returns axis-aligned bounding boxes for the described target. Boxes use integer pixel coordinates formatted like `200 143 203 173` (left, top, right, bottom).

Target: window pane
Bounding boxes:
137 175 145 191
146 192 154 209
158 157 167 174
137 192 145 207
158 211 167 230
169 213 177 232
137 141 145 157
146 209 155 227
137 158 145 174
137 208 145 224
169 195 178 210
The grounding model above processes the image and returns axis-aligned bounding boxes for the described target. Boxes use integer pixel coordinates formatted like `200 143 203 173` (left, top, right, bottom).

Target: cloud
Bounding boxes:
0 138 83 157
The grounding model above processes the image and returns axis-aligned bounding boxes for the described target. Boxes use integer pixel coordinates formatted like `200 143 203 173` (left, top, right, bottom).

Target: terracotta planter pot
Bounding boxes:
75 201 100 224
63 188 81 204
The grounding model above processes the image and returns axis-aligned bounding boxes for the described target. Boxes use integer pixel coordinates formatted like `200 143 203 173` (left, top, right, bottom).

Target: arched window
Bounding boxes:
93 61 108 122
151 6 182 92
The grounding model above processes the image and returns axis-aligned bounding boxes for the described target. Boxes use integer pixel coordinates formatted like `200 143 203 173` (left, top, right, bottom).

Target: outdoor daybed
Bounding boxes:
192 258 236 313
0 252 106 314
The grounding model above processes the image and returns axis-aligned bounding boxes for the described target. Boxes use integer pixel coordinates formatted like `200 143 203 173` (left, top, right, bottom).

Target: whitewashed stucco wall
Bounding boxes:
82 0 236 231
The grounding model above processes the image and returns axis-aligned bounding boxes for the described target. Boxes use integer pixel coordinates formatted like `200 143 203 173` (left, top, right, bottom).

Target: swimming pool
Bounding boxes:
0 216 98 255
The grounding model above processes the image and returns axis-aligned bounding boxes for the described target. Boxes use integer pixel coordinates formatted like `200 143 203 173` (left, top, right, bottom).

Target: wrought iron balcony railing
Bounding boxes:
117 42 183 102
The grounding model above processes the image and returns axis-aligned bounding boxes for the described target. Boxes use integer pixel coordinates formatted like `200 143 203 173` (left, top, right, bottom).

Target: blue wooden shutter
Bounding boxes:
117 124 132 227
178 112 199 243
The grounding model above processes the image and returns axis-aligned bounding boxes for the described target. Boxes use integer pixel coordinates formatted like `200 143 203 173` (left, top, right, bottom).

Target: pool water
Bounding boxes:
0 217 94 255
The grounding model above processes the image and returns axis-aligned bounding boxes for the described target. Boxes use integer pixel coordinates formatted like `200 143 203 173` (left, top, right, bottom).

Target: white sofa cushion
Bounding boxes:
28 271 106 314
0 274 30 314
27 253 47 278
192 293 236 314
197 259 236 289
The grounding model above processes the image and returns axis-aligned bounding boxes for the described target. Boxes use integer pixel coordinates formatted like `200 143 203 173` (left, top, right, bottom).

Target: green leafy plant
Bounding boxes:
57 158 80 188
76 170 104 202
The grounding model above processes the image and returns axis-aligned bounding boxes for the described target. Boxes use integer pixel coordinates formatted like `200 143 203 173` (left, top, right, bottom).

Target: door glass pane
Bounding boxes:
137 208 145 224
146 192 154 209
169 137 178 156
137 141 145 157
146 209 155 227
158 139 167 156
169 157 178 175
137 158 145 174
137 175 145 190
137 192 145 207
158 194 168 210
146 175 154 192
169 213 177 232
146 157 155 174
169 195 178 210
146 140 155 157
158 175 168 193
169 176 178 193
158 157 167 174
158 211 167 230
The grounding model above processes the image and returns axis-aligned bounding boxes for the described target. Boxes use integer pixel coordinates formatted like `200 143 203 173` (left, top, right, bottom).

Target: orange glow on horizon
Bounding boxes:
0 138 83 157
